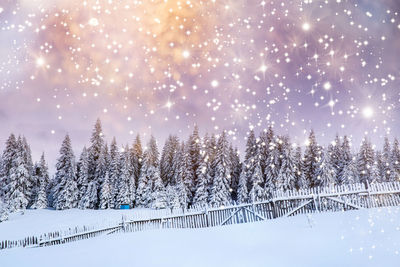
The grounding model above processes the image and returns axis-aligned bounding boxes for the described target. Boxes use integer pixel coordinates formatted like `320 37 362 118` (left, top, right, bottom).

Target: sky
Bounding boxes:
0 0 400 169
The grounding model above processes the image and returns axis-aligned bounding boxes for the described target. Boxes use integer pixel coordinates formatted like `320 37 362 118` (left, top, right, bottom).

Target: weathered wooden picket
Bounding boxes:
1 181 400 250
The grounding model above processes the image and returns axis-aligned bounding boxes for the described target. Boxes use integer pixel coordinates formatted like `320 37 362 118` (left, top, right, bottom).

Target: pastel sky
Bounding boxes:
0 0 400 169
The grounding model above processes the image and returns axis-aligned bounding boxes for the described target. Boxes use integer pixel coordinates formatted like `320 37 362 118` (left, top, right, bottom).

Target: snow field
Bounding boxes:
1 207 400 267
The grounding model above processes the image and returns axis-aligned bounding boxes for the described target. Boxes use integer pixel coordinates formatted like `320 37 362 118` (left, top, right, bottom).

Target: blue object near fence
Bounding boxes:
120 204 130 209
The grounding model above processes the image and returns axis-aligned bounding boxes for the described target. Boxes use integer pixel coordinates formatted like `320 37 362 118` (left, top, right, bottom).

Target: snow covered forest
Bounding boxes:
1 119 399 219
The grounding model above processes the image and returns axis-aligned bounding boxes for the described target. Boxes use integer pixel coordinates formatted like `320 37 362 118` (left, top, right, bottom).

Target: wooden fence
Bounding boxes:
1 181 400 250
0 225 118 249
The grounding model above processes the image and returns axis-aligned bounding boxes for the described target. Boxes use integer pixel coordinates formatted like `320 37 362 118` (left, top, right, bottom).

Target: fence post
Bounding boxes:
205 206 210 227
312 194 319 213
366 181 371 208
121 216 126 232
251 203 255 221
272 200 277 219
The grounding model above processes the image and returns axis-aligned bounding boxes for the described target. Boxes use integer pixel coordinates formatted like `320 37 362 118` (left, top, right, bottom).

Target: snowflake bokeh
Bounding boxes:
0 0 399 165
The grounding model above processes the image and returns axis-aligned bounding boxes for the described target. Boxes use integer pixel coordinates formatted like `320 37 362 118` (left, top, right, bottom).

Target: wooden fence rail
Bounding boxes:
2 181 400 250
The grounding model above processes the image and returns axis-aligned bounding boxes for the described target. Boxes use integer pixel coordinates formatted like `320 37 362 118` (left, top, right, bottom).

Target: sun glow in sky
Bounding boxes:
363 107 374 119
302 22 311 31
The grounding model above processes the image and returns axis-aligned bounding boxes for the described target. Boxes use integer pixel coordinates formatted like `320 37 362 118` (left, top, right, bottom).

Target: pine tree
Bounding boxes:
82 143 109 209
208 131 232 207
303 130 321 187
47 178 56 208
229 146 241 201
0 198 9 222
244 130 257 164
30 161 40 205
188 126 201 194
341 136 352 162
32 181 48 209
391 138 400 182
108 138 120 207
327 134 342 184
88 119 105 177
77 147 89 205
176 179 188 208
357 138 375 187
294 146 307 189
131 134 143 188
179 143 195 206
99 171 114 209
136 136 159 208
171 143 190 207
0 162 2 200
192 149 210 207
115 147 135 207
21 136 35 204
6 139 31 211
337 135 352 184
31 153 49 209
136 167 153 208
95 144 109 187
171 142 183 187
315 149 336 187
243 130 258 192
126 147 136 207
259 126 274 185
0 158 3 201
146 136 159 166
249 162 264 202
115 151 130 208
264 140 280 197
381 137 393 182
165 185 183 209
277 141 296 191
152 171 167 209
376 152 386 183
206 134 218 186
53 135 78 210
174 143 194 207
237 168 248 204
85 119 105 208
160 135 180 186
370 157 380 185
0 134 18 200
21 137 34 173
79 180 98 209
342 157 359 184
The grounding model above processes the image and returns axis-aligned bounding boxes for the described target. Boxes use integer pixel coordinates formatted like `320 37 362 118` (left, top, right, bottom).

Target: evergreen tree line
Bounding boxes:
1 120 400 213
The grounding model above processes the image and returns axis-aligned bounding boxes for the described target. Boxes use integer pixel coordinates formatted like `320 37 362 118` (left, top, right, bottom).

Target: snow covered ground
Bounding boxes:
1 207 400 267
0 208 158 240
